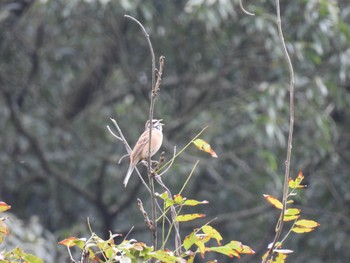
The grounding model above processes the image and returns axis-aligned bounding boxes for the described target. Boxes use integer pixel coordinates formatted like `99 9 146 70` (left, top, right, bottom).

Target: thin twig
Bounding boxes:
239 0 255 16
263 0 295 261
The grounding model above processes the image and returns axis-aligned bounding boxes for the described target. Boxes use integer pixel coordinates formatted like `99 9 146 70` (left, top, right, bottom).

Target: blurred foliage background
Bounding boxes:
0 0 349 262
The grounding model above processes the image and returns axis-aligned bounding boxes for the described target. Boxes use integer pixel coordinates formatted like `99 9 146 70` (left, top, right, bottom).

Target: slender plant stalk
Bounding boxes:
124 15 158 252
262 0 295 262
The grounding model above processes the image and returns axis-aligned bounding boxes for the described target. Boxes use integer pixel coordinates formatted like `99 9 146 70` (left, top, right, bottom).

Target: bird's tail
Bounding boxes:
123 164 134 187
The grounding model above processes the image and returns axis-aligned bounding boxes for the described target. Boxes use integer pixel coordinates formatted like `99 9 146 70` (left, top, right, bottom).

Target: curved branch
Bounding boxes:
239 0 255 16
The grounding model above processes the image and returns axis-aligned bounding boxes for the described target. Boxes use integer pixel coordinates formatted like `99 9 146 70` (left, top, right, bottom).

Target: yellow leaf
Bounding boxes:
202 225 223 245
157 191 169 200
176 213 206 222
285 208 300 216
173 194 184 204
295 171 304 185
183 231 197 250
283 215 299 222
193 139 218 158
292 219 320 233
157 192 174 208
273 252 288 263
0 202 11 213
240 244 255 255
183 199 209 206
263 194 283 209
291 227 314 233
283 208 300 221
58 237 80 247
289 171 306 189
195 237 206 258
207 246 240 258
295 219 320 229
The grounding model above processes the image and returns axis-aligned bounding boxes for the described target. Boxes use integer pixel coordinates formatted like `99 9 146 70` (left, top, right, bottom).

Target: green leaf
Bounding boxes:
173 194 184 204
150 250 182 262
183 231 197 250
176 213 206 222
23 253 44 263
202 225 222 245
289 171 306 189
284 208 300 221
208 245 240 258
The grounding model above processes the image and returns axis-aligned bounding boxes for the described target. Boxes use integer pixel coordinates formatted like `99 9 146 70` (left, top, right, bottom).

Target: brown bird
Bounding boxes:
124 119 164 187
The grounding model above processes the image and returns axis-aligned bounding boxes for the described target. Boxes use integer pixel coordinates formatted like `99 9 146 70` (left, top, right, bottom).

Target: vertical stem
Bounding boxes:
124 15 158 251
263 0 295 262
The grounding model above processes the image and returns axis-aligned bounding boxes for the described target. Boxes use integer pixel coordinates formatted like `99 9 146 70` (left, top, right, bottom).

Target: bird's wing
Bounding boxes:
132 130 149 161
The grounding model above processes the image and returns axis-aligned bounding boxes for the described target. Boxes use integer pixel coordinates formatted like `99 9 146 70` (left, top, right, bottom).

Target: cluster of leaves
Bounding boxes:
262 172 320 262
59 194 254 262
0 202 43 263
59 137 254 262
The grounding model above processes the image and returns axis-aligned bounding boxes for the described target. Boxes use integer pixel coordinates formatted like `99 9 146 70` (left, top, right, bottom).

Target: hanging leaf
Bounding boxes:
183 231 197 250
193 139 218 158
240 244 255 255
202 225 223 245
263 194 283 209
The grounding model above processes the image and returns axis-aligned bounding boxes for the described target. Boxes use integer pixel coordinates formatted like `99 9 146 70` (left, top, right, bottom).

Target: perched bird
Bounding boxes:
124 119 164 187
